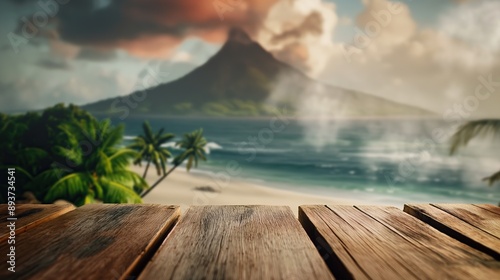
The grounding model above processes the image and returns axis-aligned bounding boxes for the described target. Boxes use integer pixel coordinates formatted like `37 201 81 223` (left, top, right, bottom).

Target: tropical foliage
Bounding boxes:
450 119 500 186
0 104 146 205
140 128 208 198
128 121 174 178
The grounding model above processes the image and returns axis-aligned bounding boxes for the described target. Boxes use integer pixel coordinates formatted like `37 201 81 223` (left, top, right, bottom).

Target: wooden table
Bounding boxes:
1 204 499 279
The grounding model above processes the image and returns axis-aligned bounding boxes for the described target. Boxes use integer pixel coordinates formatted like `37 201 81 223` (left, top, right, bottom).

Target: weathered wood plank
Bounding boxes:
300 205 500 280
474 204 500 217
0 204 75 242
405 204 500 259
474 204 500 216
0 204 179 280
139 205 334 280
432 204 500 238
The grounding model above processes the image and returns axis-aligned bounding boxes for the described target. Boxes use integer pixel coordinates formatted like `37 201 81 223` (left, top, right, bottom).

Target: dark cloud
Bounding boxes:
8 0 330 71
76 48 117 61
36 58 71 70
7 0 36 5
56 1 179 44
11 0 278 56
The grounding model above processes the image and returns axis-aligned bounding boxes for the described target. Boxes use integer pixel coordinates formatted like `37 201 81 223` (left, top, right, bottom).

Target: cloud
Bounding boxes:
0 64 136 112
170 51 192 63
9 0 338 74
5 0 500 119
0 81 26 112
36 58 71 70
0 79 67 112
318 0 500 118
256 0 338 75
270 11 324 44
449 0 476 4
355 0 417 54
11 0 279 57
439 0 500 55
76 48 118 61
338 16 353 26
49 40 80 59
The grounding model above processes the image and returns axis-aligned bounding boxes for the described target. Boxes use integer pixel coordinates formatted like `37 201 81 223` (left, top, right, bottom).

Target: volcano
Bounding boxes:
83 28 432 117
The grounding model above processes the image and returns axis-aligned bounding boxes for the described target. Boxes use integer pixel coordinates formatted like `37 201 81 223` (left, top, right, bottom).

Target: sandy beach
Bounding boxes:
133 166 358 216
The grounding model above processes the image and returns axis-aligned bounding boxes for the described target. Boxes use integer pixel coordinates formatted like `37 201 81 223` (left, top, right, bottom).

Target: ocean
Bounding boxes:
111 115 500 206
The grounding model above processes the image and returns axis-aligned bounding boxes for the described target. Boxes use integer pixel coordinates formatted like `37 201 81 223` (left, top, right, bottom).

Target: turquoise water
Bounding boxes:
110 116 500 205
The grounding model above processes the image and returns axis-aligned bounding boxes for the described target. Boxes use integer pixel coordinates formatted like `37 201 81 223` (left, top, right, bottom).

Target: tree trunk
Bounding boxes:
141 164 180 198
142 160 151 179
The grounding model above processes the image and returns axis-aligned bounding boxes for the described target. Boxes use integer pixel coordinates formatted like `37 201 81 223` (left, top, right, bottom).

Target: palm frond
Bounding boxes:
483 170 500 186
450 120 500 155
98 150 113 174
52 145 83 166
1 165 33 181
142 121 155 143
15 147 49 167
95 119 111 142
102 125 125 150
128 121 175 178
105 170 148 191
43 172 90 205
174 129 208 172
157 133 175 145
108 149 137 170
101 179 142 204
156 128 165 139
126 170 149 193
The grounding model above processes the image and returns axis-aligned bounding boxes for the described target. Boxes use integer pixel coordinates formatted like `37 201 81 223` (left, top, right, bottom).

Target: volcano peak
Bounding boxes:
227 27 253 45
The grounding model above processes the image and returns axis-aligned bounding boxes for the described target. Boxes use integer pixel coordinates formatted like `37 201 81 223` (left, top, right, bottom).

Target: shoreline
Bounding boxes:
134 165 499 212
133 165 360 216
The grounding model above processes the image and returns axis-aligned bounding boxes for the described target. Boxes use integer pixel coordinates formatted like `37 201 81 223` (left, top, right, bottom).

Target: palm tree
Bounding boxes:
129 121 175 178
27 118 148 206
141 129 207 198
450 119 500 186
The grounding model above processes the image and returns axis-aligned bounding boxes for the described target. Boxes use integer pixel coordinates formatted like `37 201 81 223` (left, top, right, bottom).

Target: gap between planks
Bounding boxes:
299 205 500 280
404 203 500 260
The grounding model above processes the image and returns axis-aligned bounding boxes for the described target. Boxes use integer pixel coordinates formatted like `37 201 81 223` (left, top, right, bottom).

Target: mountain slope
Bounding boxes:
83 28 433 117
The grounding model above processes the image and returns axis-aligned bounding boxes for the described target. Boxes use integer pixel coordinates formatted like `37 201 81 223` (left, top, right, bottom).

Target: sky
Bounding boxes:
0 0 499 118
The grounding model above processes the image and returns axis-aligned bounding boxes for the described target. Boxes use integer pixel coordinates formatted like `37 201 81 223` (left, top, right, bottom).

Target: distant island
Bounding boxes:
83 28 433 118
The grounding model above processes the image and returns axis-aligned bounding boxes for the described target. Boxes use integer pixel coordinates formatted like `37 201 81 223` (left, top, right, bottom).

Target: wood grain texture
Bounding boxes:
0 204 75 242
139 205 334 280
475 204 500 216
299 205 500 280
405 204 500 259
432 204 500 238
0 204 179 280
